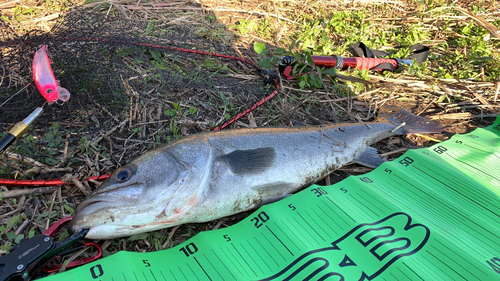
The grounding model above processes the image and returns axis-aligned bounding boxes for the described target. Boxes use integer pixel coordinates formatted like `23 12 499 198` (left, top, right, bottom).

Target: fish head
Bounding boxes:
69 149 198 239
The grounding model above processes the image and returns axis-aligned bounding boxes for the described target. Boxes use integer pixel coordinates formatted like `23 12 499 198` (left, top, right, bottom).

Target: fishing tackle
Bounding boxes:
32 45 71 103
0 217 102 281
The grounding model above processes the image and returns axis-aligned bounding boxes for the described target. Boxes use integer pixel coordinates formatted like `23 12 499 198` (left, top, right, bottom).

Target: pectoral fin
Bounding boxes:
221 147 276 174
353 147 385 168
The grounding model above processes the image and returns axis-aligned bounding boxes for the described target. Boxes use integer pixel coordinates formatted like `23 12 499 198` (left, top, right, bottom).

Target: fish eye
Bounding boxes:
113 166 135 182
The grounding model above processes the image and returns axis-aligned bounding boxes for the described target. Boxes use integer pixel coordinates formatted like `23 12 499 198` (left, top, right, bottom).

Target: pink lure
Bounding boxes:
32 45 70 103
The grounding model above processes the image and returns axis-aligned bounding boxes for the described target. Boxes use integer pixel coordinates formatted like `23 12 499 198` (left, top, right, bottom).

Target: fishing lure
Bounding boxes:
32 45 70 103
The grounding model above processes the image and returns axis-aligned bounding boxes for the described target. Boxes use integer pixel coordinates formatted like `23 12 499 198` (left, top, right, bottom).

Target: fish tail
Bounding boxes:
378 107 443 134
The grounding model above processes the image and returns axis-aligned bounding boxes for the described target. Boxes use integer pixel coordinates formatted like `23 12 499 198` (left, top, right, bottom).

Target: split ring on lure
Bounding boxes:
32 45 70 103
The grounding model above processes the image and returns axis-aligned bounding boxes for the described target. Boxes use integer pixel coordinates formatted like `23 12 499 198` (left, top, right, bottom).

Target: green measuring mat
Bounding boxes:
43 118 500 281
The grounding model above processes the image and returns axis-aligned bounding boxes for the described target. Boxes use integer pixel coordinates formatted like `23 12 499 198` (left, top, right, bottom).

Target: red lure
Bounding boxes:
32 45 70 103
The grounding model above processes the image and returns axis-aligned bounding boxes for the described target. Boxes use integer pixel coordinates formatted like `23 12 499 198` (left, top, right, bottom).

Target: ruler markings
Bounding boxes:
464 143 500 159
186 263 201 281
325 196 356 223
288 217 316 246
134 271 139 281
231 243 256 277
402 262 425 281
149 269 158 281
291 215 319 245
297 211 325 242
414 166 500 219
395 265 415 281
443 156 500 201
349 194 378 218
357 189 392 213
122 273 128 281
211 249 237 281
142 272 148 281
415 256 449 280
404 260 433 281
271 222 299 253
281 219 308 248
170 268 179 281
433 240 489 275
310 207 336 236
418 159 500 208
446 230 494 257
392 174 500 252
164 268 177 281
425 250 467 280
240 242 264 275
355 190 386 214
261 231 287 262
394 175 500 246
253 236 279 267
389 176 478 229
447 150 500 185
424 161 500 217
178 266 188 281
303 209 330 238
316 203 343 231
193 256 213 281
246 240 272 271
429 245 482 280
383 180 438 212
202 254 224 281
448 154 500 182
221 245 247 277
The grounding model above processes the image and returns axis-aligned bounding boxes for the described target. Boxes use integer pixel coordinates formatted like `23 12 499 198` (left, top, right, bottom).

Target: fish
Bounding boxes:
69 108 442 239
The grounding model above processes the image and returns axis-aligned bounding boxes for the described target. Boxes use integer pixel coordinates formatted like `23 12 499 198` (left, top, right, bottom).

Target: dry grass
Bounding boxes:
0 0 499 269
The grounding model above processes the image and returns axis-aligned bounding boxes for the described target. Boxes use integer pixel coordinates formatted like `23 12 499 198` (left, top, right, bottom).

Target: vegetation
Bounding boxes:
0 0 498 269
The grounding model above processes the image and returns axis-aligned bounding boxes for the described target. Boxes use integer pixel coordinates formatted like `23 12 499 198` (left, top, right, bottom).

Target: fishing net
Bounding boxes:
0 6 276 184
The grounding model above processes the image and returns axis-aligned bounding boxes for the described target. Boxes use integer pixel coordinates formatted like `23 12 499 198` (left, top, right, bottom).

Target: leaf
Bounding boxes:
323 68 337 76
254 42 267 56
259 58 272 69
15 234 24 244
128 233 149 241
63 204 75 215
164 109 176 116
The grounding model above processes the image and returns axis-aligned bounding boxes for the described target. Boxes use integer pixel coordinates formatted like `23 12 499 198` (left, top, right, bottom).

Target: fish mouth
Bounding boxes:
75 195 130 215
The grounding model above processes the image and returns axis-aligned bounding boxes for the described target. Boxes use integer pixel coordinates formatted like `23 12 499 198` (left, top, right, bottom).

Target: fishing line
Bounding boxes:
0 6 281 187
0 83 31 109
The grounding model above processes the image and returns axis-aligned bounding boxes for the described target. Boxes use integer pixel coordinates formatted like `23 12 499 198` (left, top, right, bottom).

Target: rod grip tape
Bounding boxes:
355 57 398 70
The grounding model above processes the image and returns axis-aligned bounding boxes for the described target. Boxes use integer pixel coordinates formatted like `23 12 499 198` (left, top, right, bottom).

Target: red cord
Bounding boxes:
1 38 279 186
0 174 110 186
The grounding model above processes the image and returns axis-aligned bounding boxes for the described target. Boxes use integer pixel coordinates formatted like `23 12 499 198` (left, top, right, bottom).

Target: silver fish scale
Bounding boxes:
70 113 435 239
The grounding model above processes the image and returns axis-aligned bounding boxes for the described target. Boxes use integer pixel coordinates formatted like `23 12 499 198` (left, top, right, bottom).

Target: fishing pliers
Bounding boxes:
0 217 100 281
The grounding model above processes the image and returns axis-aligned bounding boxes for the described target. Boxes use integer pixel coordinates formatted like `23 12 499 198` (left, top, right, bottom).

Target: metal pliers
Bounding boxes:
0 217 99 281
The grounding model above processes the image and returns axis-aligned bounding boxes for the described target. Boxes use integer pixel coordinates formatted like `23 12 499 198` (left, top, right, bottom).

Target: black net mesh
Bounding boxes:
0 7 272 182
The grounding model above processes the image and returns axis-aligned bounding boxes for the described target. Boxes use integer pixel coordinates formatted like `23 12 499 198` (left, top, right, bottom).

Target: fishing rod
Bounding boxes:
279 55 413 80
278 43 429 79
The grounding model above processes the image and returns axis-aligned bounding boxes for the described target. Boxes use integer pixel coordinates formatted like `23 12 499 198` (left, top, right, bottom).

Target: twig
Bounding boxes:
414 133 442 143
455 7 500 40
391 122 406 133
162 225 181 249
14 219 30 236
62 174 90 196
